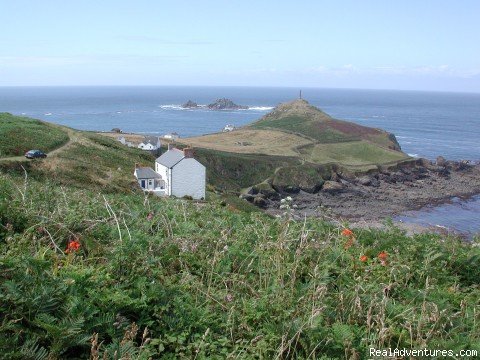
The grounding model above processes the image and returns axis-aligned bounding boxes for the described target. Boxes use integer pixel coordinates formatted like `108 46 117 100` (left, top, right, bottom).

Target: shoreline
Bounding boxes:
263 162 480 236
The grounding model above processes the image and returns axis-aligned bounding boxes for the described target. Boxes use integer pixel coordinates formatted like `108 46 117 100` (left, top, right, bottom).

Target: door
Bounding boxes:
140 179 146 188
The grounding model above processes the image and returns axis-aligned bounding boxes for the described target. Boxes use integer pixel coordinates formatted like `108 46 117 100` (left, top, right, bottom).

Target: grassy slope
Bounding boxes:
1 131 156 193
0 113 69 157
0 177 479 359
309 141 407 165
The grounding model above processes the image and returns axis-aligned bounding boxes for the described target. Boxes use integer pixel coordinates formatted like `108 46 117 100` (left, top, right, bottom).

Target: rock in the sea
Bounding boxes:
207 98 248 110
182 100 199 108
321 181 345 192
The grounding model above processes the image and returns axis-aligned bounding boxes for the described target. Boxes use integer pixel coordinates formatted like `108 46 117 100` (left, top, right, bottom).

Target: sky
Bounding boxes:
0 0 479 92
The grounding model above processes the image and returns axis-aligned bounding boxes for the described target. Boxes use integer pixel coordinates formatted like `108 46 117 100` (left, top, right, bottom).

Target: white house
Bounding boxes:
163 132 180 140
138 136 161 151
134 166 165 191
154 145 206 199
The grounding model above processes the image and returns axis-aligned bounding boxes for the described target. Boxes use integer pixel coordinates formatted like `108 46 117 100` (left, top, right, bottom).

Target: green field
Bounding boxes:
0 113 69 157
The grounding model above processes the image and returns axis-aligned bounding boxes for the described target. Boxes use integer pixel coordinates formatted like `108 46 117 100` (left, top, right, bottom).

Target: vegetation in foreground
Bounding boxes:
0 113 69 157
1 175 479 359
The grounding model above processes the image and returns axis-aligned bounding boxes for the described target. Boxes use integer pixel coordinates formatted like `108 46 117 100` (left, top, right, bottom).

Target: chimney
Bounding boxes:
183 147 194 158
168 143 175 150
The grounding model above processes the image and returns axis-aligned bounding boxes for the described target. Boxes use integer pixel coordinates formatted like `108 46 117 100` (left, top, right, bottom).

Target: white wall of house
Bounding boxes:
155 163 170 193
171 158 206 199
138 143 154 150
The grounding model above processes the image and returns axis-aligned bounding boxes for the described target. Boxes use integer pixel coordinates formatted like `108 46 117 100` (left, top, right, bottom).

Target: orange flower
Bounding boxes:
341 229 354 237
65 240 81 253
378 251 388 261
359 255 368 262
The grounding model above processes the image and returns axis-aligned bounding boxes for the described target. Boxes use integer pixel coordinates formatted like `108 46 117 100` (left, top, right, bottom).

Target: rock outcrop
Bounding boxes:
207 98 248 110
182 100 199 109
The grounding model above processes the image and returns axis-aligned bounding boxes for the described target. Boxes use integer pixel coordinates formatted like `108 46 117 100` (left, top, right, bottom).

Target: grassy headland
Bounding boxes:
183 99 409 193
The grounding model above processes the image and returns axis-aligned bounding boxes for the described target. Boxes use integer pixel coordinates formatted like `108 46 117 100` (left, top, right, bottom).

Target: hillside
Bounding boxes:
0 113 69 158
1 114 479 358
0 115 155 193
1 171 480 359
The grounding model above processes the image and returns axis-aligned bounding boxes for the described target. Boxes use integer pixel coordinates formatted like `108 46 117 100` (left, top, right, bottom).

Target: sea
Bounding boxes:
1 86 479 236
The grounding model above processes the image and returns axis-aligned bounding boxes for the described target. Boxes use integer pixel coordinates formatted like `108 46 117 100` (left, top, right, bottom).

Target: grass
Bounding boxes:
184 129 312 157
250 115 356 143
0 175 479 359
309 141 408 165
0 113 69 157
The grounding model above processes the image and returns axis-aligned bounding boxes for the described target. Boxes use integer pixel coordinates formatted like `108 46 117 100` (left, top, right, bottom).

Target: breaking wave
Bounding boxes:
159 104 273 111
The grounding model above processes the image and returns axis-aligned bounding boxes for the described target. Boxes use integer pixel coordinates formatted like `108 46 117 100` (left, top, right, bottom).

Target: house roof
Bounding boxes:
141 136 160 145
135 167 162 179
155 148 185 168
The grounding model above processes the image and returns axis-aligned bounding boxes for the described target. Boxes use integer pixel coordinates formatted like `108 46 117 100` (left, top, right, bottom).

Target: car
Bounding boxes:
25 150 47 159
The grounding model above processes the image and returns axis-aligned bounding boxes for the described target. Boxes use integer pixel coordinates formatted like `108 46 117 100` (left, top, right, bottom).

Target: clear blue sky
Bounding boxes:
1 0 479 92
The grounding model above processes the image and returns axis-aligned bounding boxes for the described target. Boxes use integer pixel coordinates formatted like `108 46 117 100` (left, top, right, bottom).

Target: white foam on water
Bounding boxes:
408 153 419 157
246 106 274 111
159 104 184 110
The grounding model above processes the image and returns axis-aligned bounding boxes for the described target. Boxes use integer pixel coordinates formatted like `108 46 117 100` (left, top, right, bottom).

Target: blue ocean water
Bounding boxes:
1 86 479 234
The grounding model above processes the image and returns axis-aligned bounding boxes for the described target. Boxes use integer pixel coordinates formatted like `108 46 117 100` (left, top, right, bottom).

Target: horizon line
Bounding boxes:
0 84 479 95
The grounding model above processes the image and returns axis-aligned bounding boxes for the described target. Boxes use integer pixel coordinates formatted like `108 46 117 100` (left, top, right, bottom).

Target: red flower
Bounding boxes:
146 212 154 221
378 251 388 261
65 240 81 253
341 229 354 237
359 255 368 262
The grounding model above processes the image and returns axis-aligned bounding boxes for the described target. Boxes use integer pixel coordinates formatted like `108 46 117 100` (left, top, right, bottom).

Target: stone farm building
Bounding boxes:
134 145 206 200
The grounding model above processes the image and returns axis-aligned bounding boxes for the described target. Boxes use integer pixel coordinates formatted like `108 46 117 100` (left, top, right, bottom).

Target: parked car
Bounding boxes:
25 150 47 159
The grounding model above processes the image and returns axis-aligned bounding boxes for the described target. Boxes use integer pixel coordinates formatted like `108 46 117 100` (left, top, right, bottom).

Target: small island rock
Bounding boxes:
207 98 248 110
182 100 199 109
